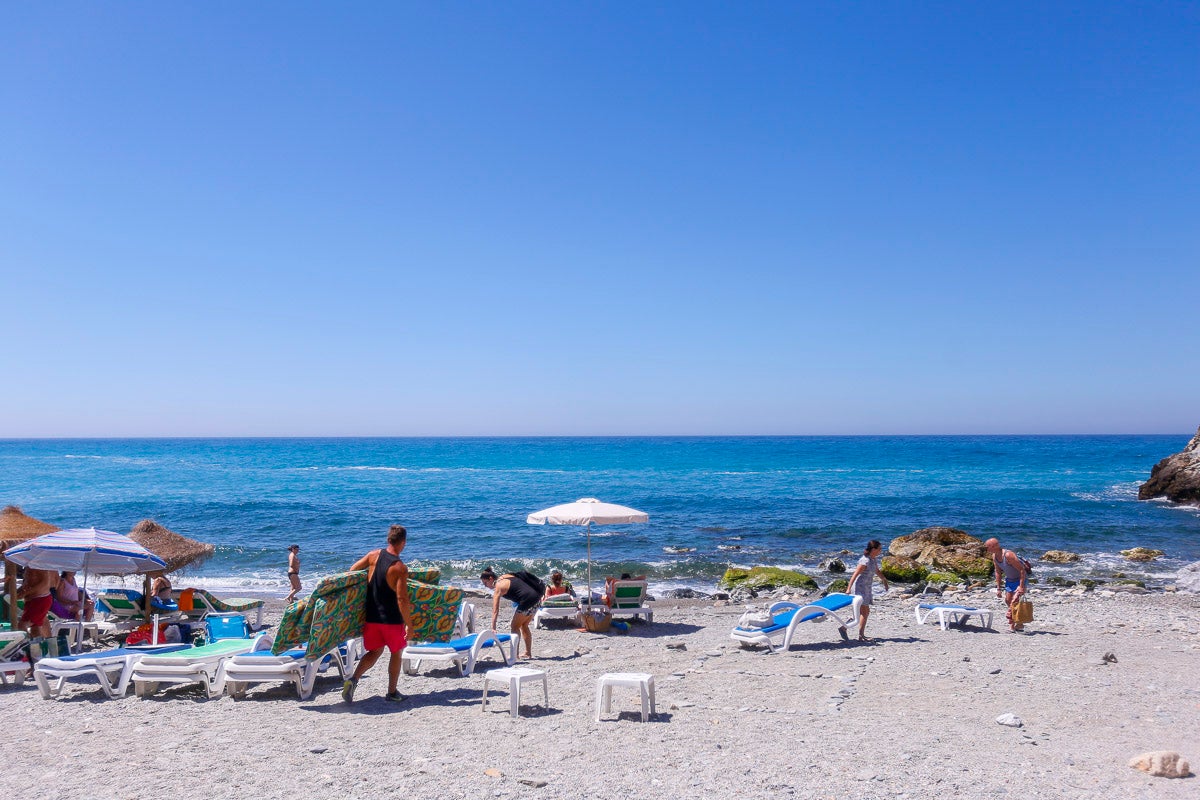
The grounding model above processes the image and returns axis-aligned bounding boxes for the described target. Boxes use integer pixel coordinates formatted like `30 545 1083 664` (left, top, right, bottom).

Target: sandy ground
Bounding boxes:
2 587 1197 800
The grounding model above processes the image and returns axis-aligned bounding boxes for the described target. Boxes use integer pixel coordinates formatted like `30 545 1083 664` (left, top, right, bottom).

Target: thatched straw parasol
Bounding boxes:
128 519 214 574
0 506 61 625
128 519 215 620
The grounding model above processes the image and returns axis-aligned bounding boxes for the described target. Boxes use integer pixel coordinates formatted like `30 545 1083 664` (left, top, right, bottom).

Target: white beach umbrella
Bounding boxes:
527 498 649 606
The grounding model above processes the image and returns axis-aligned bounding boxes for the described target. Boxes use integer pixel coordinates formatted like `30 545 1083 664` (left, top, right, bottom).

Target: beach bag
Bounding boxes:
1019 556 1034 575
1012 598 1034 623
510 571 547 598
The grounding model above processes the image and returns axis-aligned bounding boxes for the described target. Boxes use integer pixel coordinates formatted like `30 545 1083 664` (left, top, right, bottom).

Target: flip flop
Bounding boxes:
838 626 849 642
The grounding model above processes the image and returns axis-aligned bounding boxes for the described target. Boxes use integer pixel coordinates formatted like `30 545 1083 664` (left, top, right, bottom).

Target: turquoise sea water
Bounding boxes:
1 436 1196 595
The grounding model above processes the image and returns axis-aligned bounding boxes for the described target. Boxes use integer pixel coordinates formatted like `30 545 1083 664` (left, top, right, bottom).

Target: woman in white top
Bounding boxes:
846 539 889 641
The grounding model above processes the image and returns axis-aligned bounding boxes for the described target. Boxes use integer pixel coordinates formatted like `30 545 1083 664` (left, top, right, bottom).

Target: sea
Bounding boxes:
1 436 1197 596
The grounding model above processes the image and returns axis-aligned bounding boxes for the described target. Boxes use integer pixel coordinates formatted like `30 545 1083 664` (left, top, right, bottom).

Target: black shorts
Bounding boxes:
514 603 538 617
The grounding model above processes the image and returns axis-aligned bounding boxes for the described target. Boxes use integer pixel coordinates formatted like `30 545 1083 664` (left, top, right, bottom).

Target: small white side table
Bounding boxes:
595 672 655 722
482 667 548 718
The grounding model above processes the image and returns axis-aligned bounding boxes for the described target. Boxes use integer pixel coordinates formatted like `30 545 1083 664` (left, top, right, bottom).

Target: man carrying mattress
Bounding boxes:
342 524 415 703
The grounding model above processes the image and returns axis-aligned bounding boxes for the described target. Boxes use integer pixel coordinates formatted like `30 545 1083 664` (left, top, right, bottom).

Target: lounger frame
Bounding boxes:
914 603 994 631
401 631 516 677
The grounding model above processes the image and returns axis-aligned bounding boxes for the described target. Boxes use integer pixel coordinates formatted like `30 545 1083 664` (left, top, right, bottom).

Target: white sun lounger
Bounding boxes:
212 637 363 700
34 644 191 699
0 631 31 687
401 631 516 677
914 603 994 631
730 593 862 653
533 597 581 629
132 635 268 698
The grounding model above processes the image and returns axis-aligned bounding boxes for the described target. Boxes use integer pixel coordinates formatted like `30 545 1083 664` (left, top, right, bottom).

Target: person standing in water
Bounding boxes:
342 525 414 703
284 544 302 604
846 539 889 642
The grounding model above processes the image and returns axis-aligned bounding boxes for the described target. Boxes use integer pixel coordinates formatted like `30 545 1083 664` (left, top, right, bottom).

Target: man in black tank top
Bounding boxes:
341 525 414 703
480 567 539 659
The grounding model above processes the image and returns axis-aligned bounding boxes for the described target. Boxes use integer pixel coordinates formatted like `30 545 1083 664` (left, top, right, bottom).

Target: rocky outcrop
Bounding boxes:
1121 547 1165 562
1139 426 1200 505
1041 550 1080 563
880 555 927 583
888 527 992 579
719 566 818 593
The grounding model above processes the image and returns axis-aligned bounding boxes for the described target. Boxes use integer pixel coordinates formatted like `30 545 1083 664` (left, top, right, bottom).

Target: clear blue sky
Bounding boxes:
2 3 1196 436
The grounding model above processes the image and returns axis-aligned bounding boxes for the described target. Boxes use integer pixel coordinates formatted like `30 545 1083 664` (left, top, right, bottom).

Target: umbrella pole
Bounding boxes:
586 522 593 610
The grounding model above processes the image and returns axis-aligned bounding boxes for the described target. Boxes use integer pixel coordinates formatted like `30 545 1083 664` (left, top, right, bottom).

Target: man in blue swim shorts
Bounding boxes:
985 538 1028 632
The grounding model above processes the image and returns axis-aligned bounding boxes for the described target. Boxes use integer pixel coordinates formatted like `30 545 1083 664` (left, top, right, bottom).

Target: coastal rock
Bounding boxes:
1041 550 1081 563
1176 562 1200 594
661 588 710 599
1138 426 1200 506
822 558 846 574
1121 547 1165 562
889 527 982 559
1128 751 1191 778
719 566 818 593
889 527 991 577
822 578 849 596
880 556 927 583
923 571 963 586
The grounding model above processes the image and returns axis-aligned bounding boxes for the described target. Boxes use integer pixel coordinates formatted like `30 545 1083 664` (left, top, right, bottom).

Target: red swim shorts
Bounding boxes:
20 593 53 626
363 622 408 653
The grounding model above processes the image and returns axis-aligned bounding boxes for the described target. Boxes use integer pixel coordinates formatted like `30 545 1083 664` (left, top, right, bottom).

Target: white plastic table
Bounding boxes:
482 666 549 718
595 672 656 722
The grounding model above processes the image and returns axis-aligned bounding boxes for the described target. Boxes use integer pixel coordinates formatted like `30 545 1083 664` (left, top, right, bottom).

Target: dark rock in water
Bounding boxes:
1139 426 1200 506
661 588 711 599
1042 550 1081 563
822 558 846 574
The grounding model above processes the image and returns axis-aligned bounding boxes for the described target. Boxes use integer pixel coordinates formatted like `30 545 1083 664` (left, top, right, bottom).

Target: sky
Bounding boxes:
1 3 1197 436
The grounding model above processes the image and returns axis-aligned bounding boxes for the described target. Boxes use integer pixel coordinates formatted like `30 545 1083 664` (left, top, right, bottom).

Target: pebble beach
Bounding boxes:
3 587 1197 799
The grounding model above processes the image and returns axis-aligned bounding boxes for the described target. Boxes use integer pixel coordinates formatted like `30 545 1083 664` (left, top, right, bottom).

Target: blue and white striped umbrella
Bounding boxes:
3 527 167 575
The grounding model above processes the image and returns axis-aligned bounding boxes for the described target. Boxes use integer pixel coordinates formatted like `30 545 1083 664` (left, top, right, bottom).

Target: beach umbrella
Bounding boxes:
128 519 214 574
526 498 649 608
0 506 60 626
129 519 215 620
3 528 168 615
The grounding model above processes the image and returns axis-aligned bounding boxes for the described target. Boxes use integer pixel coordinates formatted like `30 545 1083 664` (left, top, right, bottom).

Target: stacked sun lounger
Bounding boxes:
35 643 191 699
213 637 363 700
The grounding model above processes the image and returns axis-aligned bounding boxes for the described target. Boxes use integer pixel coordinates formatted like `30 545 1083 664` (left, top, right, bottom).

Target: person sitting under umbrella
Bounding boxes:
50 570 94 621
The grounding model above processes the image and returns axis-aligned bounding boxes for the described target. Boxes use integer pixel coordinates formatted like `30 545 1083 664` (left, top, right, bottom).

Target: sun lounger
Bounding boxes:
190 590 265 630
606 580 654 623
131 635 268 698
401 631 516 677
213 637 363 700
914 602 994 631
730 593 862 653
34 643 190 699
533 596 581 629
0 631 30 687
